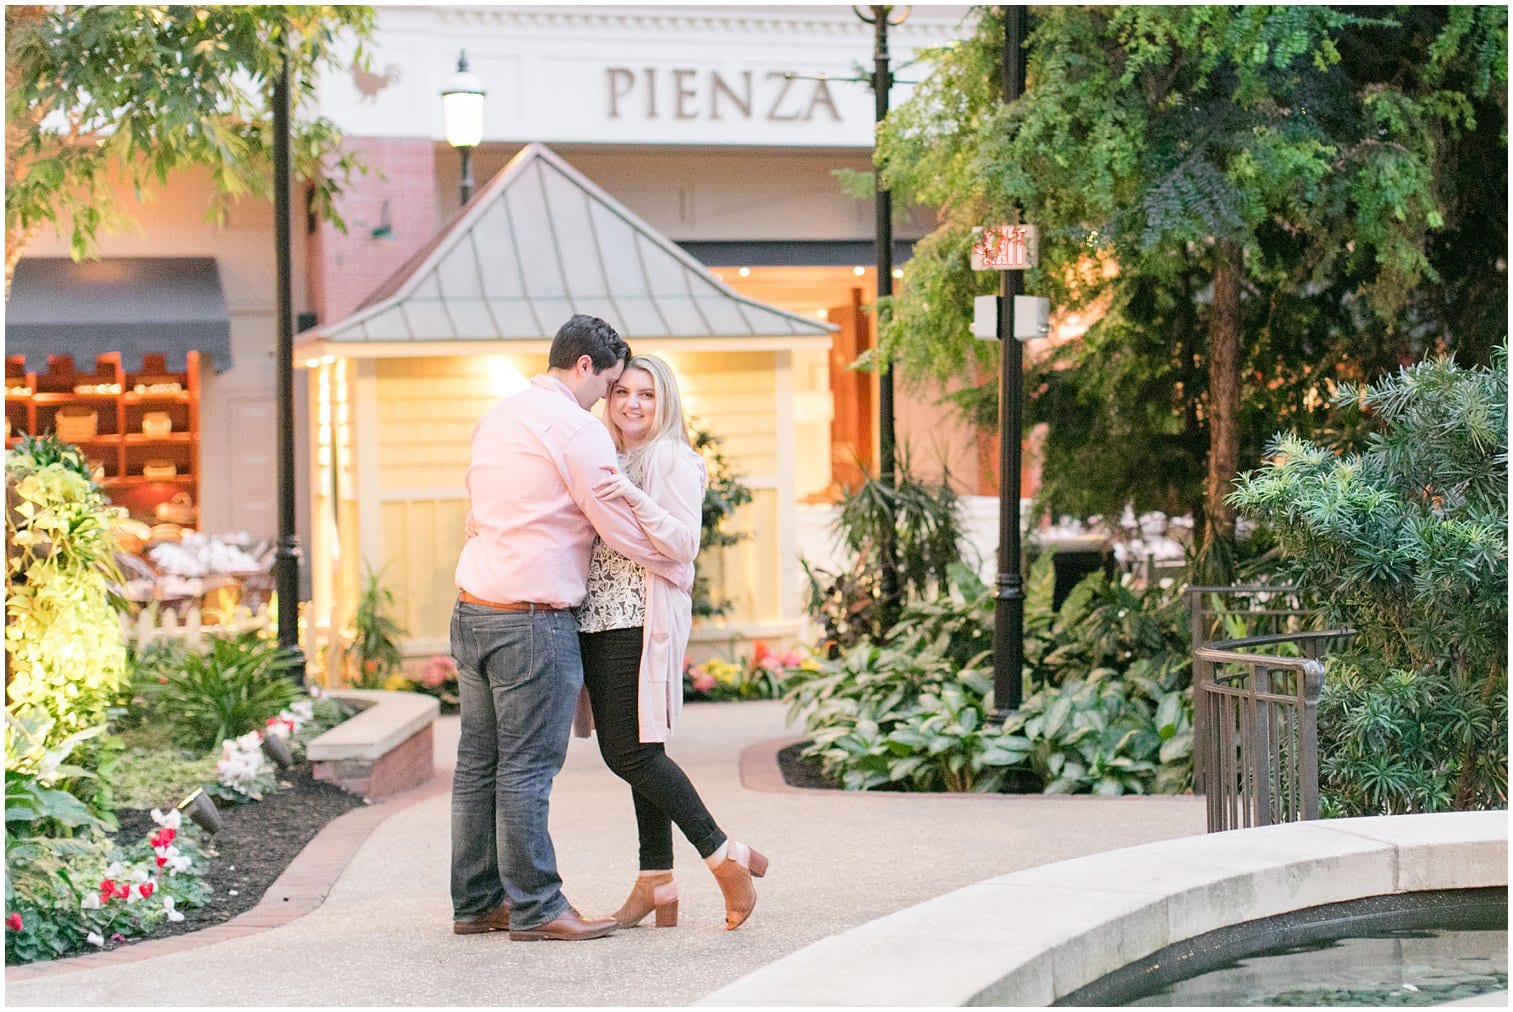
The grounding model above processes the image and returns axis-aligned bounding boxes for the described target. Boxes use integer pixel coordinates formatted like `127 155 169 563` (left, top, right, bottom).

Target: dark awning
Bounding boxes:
6 257 232 373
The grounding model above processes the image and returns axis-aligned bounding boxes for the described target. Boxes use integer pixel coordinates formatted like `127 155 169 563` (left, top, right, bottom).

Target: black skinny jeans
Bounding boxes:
579 626 727 870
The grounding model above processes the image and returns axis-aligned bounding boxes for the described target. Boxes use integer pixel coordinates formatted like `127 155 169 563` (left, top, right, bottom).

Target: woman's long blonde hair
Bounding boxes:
605 354 691 485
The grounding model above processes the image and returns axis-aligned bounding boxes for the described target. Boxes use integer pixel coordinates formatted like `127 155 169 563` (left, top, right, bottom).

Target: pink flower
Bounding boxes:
420 656 457 688
693 673 715 692
778 650 803 669
5 912 21 931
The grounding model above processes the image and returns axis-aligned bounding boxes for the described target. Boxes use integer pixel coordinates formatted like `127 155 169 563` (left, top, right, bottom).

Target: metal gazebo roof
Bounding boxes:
302 143 835 348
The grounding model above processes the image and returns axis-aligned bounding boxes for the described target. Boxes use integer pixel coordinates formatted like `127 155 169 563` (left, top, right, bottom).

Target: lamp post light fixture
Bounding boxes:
441 50 486 206
855 3 910 629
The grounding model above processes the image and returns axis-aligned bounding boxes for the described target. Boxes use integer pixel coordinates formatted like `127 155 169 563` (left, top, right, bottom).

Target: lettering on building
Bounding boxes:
607 68 841 122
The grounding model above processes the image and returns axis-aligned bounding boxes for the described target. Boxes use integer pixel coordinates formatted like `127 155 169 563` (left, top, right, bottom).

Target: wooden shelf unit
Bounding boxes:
6 351 201 523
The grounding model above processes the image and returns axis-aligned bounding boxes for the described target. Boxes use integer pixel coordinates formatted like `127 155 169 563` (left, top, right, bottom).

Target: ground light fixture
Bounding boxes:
441 50 486 205
261 732 294 769
178 787 224 835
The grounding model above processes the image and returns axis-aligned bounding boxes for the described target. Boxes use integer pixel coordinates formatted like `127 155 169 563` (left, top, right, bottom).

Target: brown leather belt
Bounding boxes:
458 590 565 613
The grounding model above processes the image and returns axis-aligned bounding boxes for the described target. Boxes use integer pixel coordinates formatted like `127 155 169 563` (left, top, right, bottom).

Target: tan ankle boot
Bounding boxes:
611 872 678 928
710 843 768 931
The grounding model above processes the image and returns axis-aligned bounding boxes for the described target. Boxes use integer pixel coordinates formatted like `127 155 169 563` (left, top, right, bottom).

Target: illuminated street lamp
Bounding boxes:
441 50 486 206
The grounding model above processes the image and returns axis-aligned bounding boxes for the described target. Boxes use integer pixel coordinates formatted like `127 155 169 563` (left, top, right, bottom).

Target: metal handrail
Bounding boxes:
1193 629 1355 834
1187 585 1349 833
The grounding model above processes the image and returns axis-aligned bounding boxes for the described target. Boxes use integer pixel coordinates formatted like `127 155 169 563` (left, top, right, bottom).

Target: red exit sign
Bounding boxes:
971 224 1039 271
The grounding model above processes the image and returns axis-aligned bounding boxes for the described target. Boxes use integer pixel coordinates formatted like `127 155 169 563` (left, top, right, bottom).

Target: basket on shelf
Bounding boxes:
55 406 97 442
154 492 196 525
142 411 172 437
142 460 177 480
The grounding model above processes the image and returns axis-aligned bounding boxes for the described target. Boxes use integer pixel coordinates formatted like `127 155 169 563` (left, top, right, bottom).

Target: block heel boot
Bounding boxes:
611 872 679 928
710 842 768 931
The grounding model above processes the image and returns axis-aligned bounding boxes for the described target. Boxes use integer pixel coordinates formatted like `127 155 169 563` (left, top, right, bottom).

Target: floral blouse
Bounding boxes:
576 537 647 633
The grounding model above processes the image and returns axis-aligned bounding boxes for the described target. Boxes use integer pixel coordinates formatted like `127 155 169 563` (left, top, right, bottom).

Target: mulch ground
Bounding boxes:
776 741 845 790
111 762 367 942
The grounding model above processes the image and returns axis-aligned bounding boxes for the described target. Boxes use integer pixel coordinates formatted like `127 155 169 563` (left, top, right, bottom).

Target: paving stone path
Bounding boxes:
6 701 1205 1007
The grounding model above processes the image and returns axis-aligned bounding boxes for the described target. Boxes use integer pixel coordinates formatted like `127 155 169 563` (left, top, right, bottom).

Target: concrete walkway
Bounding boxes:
6 701 1205 1007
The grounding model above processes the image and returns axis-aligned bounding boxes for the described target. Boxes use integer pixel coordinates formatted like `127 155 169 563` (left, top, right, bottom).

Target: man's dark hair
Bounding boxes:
548 314 630 371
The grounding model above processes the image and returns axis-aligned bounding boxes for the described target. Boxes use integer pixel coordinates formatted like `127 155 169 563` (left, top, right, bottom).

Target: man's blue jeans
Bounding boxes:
449 601 581 931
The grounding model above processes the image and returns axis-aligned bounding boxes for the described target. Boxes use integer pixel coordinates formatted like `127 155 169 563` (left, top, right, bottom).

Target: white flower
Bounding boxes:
149 808 182 830
167 854 192 875
235 730 263 751
80 894 102 910
86 931 105 947
163 896 184 923
130 866 150 883
105 861 126 879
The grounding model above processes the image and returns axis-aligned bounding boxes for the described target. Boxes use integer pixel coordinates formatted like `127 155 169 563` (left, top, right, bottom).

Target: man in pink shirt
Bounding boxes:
450 315 692 942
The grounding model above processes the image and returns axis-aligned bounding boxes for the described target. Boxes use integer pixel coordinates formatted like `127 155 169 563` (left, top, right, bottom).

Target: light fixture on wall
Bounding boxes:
370 199 393 240
441 50 486 206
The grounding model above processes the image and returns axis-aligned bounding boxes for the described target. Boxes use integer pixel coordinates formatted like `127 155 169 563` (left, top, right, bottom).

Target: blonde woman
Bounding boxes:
573 354 769 931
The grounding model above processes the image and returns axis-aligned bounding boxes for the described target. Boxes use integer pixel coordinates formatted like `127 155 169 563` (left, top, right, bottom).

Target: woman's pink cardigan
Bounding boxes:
573 439 707 743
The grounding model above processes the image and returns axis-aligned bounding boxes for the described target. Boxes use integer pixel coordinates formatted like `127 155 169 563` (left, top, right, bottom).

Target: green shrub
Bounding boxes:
786 555 1197 795
690 421 753 619
342 566 407 688
146 631 303 751
109 748 222 811
803 464 970 652
1231 348 1508 813
1004 671 1192 795
5 817 212 964
5 435 129 822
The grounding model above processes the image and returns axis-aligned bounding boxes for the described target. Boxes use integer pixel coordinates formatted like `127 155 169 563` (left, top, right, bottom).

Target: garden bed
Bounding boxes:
105 762 364 946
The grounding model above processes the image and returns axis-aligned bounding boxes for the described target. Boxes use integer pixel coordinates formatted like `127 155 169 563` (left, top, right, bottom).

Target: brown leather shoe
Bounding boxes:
508 906 617 942
453 902 511 935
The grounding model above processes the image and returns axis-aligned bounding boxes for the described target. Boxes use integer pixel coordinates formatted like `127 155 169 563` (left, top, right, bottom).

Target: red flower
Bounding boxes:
149 827 176 848
156 855 168 868
138 882 154 900
98 878 118 900
5 912 21 931
114 882 130 899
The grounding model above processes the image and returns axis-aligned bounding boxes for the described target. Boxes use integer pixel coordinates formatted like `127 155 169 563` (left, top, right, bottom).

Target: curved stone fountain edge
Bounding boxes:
699 810 1508 1007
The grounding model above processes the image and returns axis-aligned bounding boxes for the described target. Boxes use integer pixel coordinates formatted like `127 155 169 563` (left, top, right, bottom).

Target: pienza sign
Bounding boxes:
607 67 843 122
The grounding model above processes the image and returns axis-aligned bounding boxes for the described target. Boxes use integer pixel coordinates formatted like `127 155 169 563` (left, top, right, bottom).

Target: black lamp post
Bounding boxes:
441 51 486 206
273 34 304 679
855 4 909 626
991 5 1029 718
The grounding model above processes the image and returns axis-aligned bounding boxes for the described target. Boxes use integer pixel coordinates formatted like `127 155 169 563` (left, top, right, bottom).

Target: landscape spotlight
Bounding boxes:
178 787 223 835
261 732 294 769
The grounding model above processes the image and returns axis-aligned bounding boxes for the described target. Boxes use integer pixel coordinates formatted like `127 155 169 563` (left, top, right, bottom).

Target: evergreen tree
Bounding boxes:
878 6 1506 553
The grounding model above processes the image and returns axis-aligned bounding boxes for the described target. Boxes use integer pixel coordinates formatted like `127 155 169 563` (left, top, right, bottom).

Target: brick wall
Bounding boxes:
309 136 441 324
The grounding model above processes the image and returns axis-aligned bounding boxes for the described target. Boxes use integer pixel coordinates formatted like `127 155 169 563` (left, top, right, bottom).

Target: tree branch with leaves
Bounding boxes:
4 5 375 297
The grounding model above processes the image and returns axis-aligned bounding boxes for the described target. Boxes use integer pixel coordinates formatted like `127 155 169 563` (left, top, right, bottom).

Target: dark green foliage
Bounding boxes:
145 632 303 752
801 465 969 650
1231 348 1508 812
344 566 406 687
690 422 752 618
877 5 1507 530
786 557 1195 794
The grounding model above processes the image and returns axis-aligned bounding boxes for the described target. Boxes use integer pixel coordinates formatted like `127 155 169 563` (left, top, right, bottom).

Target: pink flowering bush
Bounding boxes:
385 655 460 711
5 808 211 965
683 641 814 702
